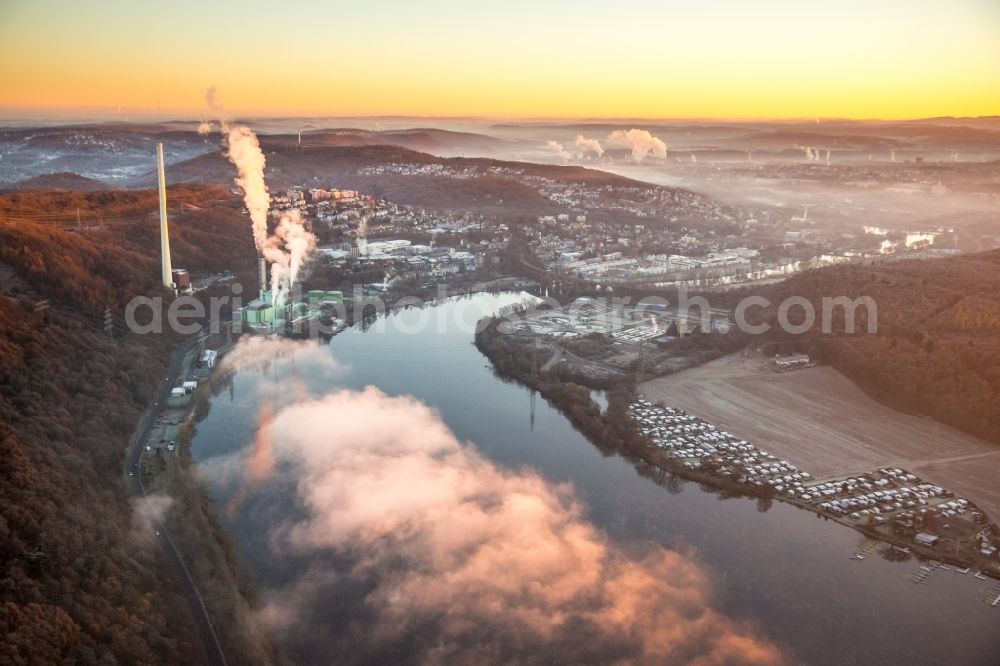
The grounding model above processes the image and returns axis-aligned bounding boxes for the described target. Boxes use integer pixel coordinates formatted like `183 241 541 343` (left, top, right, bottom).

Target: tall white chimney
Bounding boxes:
156 143 174 289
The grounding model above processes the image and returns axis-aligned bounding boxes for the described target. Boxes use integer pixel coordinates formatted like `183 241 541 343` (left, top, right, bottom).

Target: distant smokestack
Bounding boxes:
259 255 267 294
156 143 174 290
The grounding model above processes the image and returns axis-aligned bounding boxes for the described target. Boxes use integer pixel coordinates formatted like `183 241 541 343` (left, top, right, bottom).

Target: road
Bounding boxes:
123 336 228 666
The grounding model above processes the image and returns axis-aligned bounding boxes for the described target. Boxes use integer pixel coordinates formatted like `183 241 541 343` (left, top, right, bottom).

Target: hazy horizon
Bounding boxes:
1 108 998 128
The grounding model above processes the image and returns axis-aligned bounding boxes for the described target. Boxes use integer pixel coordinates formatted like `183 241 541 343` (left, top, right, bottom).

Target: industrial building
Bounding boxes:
240 258 280 330
155 145 344 336
198 350 217 369
239 258 343 334
171 269 192 293
241 295 276 326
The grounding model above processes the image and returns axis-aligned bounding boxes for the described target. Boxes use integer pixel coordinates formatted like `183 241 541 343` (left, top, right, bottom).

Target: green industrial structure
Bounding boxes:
240 261 343 335
242 289 277 326
306 290 344 305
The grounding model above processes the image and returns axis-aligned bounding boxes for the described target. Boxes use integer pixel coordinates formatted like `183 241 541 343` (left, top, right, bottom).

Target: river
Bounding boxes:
191 292 998 665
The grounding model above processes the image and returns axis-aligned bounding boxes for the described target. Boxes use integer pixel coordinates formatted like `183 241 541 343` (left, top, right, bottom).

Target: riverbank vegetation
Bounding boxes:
474 317 777 503
743 249 1000 446
476 316 1000 575
0 196 270 664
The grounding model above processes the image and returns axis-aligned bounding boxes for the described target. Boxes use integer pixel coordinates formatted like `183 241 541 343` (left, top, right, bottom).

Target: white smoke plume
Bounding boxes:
574 134 604 158
197 120 214 135
356 213 372 257
606 129 667 162
200 341 790 664
798 146 824 161
206 85 221 114
225 125 271 251
204 88 317 299
263 209 317 309
204 87 271 251
545 139 571 162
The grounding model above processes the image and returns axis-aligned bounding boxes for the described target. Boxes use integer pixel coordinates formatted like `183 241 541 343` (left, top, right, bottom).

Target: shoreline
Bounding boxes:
148 293 999 664
474 315 1000 583
134 335 282 666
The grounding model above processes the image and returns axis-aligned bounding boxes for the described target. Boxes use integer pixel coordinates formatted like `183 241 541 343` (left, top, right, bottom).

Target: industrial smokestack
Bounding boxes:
156 143 174 290
259 255 267 295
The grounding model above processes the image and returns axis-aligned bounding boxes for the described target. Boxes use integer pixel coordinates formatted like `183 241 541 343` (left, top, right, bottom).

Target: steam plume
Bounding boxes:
606 129 667 162
264 210 317 309
356 213 371 257
204 87 271 251
204 88 317 298
546 139 571 162
574 134 604 158
225 125 271 251
797 145 820 161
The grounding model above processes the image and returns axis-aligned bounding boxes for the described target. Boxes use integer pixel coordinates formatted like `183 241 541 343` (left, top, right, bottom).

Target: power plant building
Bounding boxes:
242 292 277 325
239 260 343 333
172 269 192 292
306 290 344 305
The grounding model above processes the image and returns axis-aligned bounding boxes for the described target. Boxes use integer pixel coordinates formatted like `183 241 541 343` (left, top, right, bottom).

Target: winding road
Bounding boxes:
123 336 227 666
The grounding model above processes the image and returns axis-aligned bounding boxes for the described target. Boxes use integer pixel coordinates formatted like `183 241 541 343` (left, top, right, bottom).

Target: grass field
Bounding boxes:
641 353 1000 520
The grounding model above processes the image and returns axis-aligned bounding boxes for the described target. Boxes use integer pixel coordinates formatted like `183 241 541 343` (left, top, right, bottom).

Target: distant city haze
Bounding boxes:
1 0 998 119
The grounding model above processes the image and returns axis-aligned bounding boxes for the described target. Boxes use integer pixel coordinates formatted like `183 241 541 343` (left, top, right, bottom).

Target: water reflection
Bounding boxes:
191 292 1000 666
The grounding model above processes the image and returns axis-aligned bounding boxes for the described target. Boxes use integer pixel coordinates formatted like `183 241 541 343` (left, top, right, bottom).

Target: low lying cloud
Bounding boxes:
204 339 787 664
130 492 174 544
607 129 668 162
220 336 344 375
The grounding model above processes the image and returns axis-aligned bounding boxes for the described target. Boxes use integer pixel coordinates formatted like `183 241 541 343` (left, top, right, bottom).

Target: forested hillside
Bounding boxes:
0 296 196 663
0 189 255 664
748 249 1000 445
0 189 255 312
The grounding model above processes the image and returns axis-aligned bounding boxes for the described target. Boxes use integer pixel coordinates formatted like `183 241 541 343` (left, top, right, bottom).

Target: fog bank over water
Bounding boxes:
201 338 786 665
191 293 1000 666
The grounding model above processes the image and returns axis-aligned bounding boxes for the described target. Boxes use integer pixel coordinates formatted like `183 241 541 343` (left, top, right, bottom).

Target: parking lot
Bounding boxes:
641 353 1000 520
630 395 999 566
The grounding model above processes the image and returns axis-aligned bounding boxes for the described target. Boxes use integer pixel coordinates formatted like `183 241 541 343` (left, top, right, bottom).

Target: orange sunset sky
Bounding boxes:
1 0 998 120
